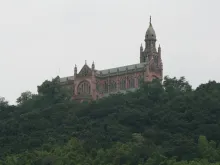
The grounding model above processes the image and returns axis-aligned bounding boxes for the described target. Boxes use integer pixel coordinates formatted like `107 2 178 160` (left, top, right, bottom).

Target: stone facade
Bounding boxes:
60 17 163 102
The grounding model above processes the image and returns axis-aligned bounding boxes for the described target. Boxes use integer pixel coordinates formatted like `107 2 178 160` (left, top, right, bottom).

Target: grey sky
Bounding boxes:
0 0 219 104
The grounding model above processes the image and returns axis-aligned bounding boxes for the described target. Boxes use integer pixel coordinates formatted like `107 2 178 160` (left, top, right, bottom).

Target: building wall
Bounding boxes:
60 18 163 102
95 71 144 100
63 58 163 102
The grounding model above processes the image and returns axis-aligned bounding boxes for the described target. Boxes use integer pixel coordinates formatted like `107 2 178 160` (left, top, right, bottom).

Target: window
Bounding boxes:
119 79 126 90
109 80 117 92
128 78 135 88
77 80 91 95
104 81 108 93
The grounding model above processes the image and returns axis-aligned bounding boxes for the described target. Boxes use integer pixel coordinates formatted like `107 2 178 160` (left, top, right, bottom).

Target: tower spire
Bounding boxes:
92 61 95 70
140 43 143 51
145 15 156 42
74 64 77 75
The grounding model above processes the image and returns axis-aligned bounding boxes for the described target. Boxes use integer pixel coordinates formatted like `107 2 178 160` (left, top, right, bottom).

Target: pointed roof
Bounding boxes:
140 43 143 49
145 16 157 41
78 63 92 77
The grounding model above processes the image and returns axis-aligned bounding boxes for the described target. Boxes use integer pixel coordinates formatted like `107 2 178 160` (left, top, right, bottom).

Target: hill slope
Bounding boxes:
1 76 220 164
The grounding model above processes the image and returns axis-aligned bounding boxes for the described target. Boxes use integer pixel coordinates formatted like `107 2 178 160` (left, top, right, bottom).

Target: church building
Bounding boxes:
60 17 163 102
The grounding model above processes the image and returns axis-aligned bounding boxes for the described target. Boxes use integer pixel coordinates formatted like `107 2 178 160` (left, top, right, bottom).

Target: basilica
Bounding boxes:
60 17 163 102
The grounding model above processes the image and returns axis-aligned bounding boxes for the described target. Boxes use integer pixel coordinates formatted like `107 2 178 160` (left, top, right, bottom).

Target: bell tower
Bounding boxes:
140 16 158 63
140 16 163 81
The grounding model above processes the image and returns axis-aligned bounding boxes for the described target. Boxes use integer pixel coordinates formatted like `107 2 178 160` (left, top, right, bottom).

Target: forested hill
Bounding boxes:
1 76 220 165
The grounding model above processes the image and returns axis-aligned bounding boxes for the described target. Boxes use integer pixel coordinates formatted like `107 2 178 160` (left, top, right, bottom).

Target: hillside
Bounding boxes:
1 76 220 164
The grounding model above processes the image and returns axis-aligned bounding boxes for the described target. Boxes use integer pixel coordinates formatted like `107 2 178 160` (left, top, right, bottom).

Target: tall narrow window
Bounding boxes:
104 81 108 93
109 80 116 92
120 79 126 90
128 77 135 88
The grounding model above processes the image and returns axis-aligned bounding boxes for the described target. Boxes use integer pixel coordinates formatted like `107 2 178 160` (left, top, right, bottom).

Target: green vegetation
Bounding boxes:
1 76 220 164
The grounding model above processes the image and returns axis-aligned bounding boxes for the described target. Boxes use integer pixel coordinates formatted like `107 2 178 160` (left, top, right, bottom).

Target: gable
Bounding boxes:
78 64 92 77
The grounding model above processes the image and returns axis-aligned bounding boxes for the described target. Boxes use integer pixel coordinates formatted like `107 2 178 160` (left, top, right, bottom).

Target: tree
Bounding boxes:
163 76 192 95
2 76 220 164
37 76 72 103
197 135 220 162
0 97 8 109
16 91 33 105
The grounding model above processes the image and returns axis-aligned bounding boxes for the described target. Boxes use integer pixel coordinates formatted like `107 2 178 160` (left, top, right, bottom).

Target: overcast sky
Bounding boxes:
0 0 219 104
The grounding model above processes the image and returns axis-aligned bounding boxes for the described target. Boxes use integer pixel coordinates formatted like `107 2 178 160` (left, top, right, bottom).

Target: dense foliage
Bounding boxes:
1 76 220 164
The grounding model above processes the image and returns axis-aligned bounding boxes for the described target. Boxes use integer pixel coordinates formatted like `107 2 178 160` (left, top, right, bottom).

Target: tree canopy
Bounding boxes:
1 76 220 164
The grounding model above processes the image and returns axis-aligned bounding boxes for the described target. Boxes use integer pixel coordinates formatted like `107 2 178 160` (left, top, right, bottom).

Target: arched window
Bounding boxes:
119 78 126 90
109 80 117 92
104 81 108 93
128 77 135 88
96 81 100 92
77 80 91 95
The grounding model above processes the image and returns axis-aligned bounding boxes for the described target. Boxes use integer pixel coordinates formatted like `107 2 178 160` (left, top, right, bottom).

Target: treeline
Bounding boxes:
1 136 220 165
1 76 220 164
